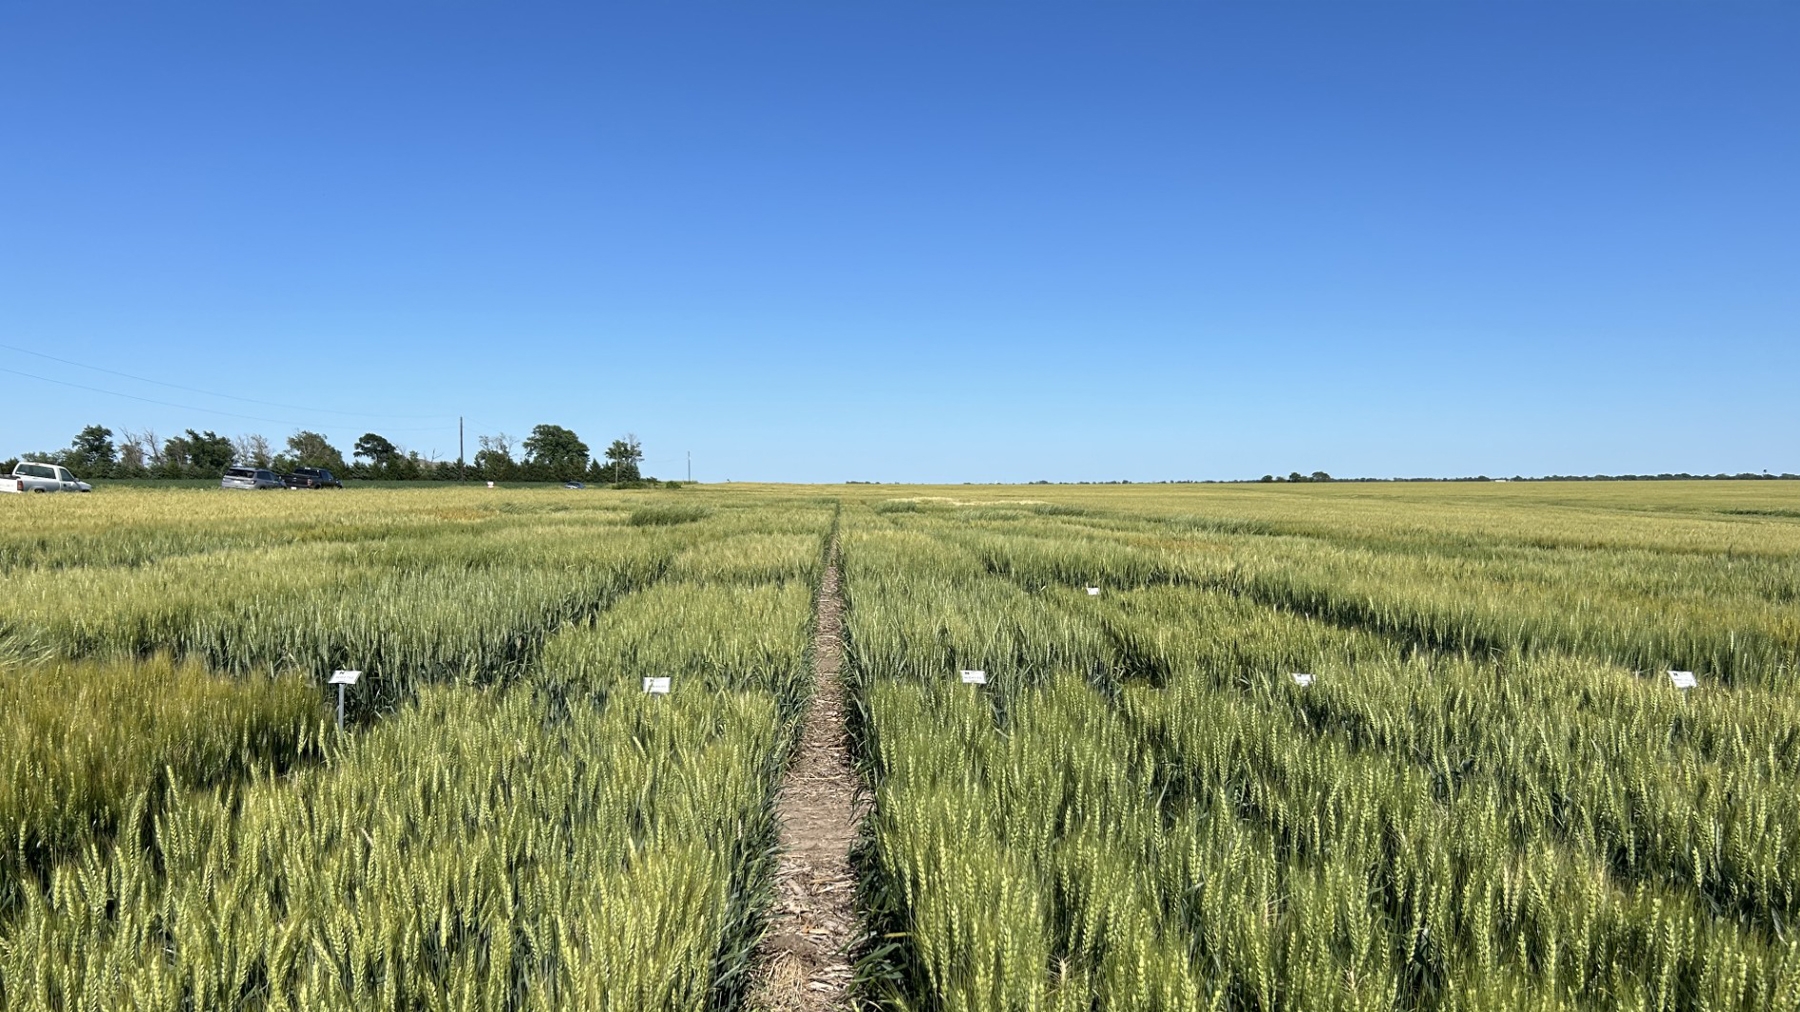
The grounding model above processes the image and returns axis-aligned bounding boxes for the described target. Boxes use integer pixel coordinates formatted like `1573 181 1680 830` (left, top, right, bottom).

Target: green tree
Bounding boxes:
173 430 234 474
283 431 348 472
69 425 117 476
475 433 515 481
523 424 591 481
353 433 400 471
1310 471 1332 483
158 434 191 477
602 434 643 483
17 449 70 470
388 451 424 480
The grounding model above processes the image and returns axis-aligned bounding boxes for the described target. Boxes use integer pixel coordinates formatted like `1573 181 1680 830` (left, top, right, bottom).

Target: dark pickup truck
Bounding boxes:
283 467 343 489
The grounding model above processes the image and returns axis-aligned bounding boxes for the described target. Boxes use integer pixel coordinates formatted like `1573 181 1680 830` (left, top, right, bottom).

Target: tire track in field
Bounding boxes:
748 532 866 1011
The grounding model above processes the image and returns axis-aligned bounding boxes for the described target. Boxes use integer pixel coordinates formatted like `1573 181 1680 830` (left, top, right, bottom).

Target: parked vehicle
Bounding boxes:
221 467 286 490
283 467 343 489
1 461 92 493
562 480 586 489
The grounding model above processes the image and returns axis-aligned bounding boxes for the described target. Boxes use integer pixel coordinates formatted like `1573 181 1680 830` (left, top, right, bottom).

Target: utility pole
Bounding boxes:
458 417 465 482
687 450 691 483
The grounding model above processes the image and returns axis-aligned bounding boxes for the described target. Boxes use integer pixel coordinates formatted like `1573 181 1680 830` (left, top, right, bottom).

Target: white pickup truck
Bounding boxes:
0 461 92 493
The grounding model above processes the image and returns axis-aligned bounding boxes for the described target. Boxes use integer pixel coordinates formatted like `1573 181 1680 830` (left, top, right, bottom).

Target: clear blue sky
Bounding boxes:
3 2 1795 482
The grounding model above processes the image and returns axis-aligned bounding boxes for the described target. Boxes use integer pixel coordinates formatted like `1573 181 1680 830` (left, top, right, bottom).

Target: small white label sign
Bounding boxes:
1290 673 1315 688
1669 671 1697 690
1085 586 1100 596
959 669 987 685
643 677 671 695
329 669 362 686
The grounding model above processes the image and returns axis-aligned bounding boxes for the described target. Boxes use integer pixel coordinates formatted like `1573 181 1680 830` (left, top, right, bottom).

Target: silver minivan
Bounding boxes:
8 461 92 492
221 466 285 490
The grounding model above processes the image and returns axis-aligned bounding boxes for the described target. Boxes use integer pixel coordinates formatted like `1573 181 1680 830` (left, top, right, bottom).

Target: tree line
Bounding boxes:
4 424 672 485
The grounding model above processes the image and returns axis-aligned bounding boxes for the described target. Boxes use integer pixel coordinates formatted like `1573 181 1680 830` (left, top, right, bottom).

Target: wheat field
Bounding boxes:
2 480 1797 1010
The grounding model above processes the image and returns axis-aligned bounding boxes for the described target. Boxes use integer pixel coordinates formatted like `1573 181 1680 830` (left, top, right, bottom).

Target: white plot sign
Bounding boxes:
643 677 672 695
1290 673 1315 688
1085 586 1100 596
329 670 362 731
1668 671 1697 690
960 669 988 685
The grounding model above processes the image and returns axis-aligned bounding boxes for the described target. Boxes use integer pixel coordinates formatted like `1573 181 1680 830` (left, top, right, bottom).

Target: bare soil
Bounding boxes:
747 537 867 1011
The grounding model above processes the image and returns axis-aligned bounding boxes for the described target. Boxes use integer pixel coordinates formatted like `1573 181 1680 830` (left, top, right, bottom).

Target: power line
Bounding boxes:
0 365 451 434
0 365 303 425
0 341 445 420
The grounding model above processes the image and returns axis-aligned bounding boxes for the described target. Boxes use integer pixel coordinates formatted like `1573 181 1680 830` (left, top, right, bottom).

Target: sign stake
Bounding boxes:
329 670 362 730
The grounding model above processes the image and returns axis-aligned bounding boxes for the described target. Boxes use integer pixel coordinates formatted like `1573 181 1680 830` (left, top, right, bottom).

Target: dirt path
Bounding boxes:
748 535 866 1011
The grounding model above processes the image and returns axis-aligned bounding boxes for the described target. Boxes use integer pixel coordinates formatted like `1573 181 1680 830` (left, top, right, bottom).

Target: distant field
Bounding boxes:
2 481 1797 1010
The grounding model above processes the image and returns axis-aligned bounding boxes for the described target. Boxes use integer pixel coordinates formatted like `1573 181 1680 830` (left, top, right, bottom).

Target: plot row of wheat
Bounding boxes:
843 494 1800 1010
0 487 831 1010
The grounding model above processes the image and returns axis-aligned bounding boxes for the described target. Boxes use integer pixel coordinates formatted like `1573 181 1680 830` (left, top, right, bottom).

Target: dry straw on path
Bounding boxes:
748 534 867 1011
